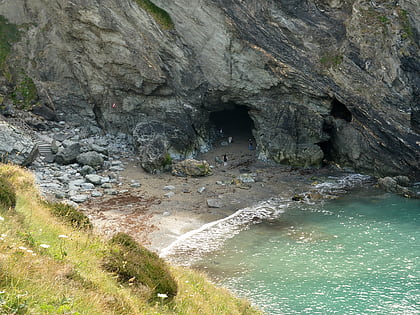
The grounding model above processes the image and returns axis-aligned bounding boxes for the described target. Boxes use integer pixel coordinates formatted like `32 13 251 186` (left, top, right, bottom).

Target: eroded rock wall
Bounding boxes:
0 0 418 177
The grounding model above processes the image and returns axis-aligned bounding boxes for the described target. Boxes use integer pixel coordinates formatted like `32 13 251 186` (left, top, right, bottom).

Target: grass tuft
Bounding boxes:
45 201 93 230
134 0 174 29
0 175 16 211
104 233 178 301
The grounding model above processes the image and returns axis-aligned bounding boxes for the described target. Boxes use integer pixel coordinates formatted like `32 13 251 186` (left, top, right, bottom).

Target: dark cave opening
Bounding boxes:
209 105 255 140
317 98 352 165
331 98 352 122
317 119 335 164
318 139 334 163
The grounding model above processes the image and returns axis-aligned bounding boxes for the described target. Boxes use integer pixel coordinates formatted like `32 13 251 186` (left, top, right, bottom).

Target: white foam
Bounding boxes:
160 198 290 265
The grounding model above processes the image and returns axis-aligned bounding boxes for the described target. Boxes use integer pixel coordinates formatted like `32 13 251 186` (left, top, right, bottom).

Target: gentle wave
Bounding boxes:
160 198 290 265
160 173 372 266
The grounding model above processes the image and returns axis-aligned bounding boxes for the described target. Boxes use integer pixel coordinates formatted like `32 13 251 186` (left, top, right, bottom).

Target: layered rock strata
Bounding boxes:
0 0 418 177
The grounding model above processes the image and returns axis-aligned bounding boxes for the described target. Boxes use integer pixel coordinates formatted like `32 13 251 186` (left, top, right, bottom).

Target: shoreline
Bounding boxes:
81 137 350 255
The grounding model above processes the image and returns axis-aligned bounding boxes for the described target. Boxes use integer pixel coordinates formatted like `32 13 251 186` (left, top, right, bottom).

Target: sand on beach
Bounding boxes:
82 136 327 254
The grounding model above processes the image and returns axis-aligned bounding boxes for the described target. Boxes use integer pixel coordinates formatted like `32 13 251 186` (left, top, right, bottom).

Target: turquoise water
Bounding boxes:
194 189 420 314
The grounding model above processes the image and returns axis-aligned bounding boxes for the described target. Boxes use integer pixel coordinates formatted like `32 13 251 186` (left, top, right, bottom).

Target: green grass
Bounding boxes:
104 233 178 301
0 163 261 314
0 175 16 211
45 202 93 230
134 0 174 29
319 53 343 69
397 8 414 40
10 75 38 110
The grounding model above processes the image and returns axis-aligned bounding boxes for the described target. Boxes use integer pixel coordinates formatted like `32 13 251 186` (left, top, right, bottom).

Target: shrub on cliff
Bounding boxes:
103 232 178 301
0 175 16 211
134 0 174 29
46 202 92 230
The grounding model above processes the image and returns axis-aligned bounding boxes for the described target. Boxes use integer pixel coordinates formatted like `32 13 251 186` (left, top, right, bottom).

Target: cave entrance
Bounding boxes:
331 97 352 122
209 105 255 141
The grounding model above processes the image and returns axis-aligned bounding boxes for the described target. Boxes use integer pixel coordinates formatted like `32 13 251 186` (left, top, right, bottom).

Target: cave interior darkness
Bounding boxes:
209 105 255 141
318 97 353 163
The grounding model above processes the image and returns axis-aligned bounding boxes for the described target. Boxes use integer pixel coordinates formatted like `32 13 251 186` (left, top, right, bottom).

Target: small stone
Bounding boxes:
164 192 175 198
130 182 141 188
70 195 89 203
57 175 70 183
81 183 95 190
162 211 171 216
40 182 62 189
197 186 206 194
111 160 123 166
309 192 323 200
163 185 175 190
69 179 85 190
109 165 124 171
104 189 118 195
102 183 113 189
80 165 95 175
207 198 224 208
394 176 410 187
91 190 103 197
292 194 305 201
101 176 111 183
238 173 256 183
85 174 102 185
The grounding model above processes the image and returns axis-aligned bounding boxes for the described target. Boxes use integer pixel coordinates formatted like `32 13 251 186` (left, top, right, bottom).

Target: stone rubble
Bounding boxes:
25 116 136 206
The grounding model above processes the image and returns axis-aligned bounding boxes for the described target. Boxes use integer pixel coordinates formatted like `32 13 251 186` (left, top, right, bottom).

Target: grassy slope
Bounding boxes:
0 164 261 314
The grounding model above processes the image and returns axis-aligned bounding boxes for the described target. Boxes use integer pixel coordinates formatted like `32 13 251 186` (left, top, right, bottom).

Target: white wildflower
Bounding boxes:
157 293 168 299
39 244 50 249
18 246 27 250
26 250 34 254
0 216 4 221
58 235 69 239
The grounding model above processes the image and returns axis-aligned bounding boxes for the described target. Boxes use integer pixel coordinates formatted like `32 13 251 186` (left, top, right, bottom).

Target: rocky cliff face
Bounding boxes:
0 0 419 177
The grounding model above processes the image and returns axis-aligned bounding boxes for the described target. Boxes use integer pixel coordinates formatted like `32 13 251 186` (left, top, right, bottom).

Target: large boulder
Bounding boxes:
378 176 418 198
77 151 104 168
55 142 80 165
172 159 211 177
133 119 196 173
0 119 38 165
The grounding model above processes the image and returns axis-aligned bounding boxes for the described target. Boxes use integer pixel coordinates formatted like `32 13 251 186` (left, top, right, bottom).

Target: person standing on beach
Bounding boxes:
223 154 228 166
248 138 254 150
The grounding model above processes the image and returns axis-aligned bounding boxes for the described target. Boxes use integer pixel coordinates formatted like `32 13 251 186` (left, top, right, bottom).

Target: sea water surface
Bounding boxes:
161 175 420 314
196 189 419 314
